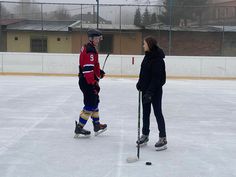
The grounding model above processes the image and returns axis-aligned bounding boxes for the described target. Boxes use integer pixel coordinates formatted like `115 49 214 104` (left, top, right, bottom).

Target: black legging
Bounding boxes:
142 88 166 137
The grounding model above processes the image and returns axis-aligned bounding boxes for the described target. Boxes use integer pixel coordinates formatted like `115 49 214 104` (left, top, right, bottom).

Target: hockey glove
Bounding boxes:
100 69 105 79
136 82 141 91
93 82 100 94
143 92 153 104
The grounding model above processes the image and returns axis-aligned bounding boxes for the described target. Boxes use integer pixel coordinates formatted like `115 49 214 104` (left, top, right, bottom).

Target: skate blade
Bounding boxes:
74 134 91 139
136 142 147 147
155 145 167 151
94 128 107 136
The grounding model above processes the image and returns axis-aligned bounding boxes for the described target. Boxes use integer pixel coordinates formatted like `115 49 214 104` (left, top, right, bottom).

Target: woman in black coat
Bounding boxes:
136 36 167 151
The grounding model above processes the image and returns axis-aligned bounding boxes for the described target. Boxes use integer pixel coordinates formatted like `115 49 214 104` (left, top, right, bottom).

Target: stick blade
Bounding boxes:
126 156 139 163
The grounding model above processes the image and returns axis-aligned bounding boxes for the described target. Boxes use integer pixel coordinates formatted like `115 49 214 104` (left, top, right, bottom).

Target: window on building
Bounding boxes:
215 8 219 19
225 8 229 18
217 8 221 19
99 34 113 54
30 37 47 52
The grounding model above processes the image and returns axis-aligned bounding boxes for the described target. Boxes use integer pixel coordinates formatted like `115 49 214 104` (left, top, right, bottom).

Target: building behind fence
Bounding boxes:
1 0 236 56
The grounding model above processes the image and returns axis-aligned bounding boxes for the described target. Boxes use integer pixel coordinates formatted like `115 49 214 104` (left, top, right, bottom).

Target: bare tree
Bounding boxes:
47 6 71 21
14 0 41 19
0 4 11 18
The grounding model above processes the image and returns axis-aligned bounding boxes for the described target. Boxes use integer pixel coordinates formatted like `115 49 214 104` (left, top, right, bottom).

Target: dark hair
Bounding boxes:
144 36 158 51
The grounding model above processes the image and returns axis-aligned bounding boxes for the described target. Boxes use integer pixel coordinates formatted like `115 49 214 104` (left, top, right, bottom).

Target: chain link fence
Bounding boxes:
1 1 236 56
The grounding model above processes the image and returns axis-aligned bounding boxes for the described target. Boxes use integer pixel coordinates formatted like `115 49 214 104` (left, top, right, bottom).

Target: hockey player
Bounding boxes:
136 36 167 151
74 28 107 138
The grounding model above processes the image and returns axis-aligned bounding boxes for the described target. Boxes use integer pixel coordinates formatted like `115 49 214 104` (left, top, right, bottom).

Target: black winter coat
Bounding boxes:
137 46 166 94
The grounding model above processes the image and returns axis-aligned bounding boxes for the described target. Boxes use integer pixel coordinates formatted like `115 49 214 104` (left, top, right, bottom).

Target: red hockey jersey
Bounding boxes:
79 43 101 85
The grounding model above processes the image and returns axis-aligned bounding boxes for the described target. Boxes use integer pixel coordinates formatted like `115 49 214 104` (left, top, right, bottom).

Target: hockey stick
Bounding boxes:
126 91 141 163
137 91 141 158
101 53 110 71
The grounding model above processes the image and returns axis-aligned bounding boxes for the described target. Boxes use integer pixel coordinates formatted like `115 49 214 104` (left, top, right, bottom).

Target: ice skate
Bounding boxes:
93 122 107 136
155 137 167 151
74 121 91 138
136 134 149 147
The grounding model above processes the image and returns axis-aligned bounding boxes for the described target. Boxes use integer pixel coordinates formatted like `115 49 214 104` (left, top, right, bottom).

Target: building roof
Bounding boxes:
207 0 236 6
69 21 142 31
4 19 236 33
0 19 23 26
72 12 112 24
211 25 236 32
6 20 76 32
208 0 235 4
146 23 224 32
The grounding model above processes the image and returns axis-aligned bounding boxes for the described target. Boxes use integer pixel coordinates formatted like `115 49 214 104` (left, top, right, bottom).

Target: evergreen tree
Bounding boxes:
134 7 142 26
158 0 207 26
142 7 150 26
150 13 157 24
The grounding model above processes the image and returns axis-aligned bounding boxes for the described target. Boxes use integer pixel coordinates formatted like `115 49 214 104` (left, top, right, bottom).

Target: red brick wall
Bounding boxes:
171 31 222 56
144 30 223 56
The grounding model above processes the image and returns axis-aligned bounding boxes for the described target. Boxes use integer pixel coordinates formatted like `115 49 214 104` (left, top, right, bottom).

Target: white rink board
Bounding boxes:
42 53 78 74
1 52 236 78
2 53 43 73
165 56 202 77
0 54 2 72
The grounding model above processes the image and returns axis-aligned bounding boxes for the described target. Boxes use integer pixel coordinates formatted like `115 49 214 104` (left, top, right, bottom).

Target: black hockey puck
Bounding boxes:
145 162 152 165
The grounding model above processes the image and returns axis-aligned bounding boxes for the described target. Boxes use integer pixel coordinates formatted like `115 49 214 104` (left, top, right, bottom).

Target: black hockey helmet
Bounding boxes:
87 28 102 38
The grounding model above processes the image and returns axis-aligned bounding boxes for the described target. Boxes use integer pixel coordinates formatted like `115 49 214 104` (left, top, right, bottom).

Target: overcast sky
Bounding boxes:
1 0 163 5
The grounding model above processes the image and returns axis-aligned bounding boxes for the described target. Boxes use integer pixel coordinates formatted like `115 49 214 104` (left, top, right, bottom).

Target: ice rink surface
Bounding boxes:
0 76 236 177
